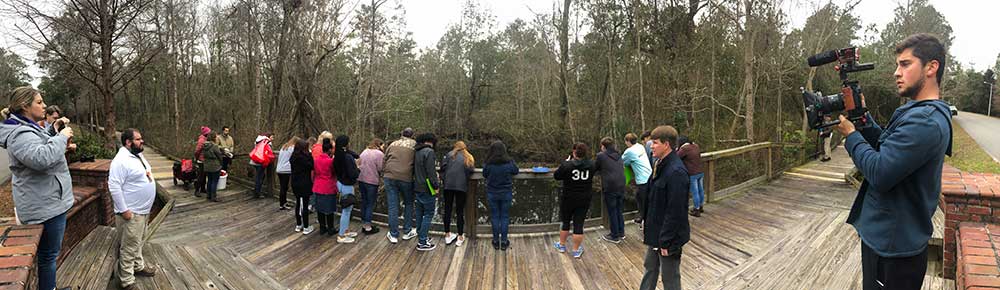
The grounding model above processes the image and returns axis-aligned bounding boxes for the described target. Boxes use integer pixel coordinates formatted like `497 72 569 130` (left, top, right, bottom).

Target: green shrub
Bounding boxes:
67 128 116 163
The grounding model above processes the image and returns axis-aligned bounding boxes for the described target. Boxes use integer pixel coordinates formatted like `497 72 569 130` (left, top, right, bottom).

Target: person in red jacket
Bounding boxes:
312 138 340 236
676 135 705 217
193 126 210 196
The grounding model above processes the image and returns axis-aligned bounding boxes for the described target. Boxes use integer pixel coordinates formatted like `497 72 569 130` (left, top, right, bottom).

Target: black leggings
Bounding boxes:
278 174 290 206
561 200 590 234
443 190 466 235
295 195 310 227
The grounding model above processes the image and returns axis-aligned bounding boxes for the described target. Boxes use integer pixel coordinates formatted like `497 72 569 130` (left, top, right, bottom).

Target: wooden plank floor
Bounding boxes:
60 145 952 290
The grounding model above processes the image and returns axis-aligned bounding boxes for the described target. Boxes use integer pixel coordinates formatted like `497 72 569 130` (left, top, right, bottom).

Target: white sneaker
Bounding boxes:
386 232 399 244
402 229 417 240
444 233 457 245
337 236 356 244
344 231 358 238
295 225 303 232
302 226 315 235
455 236 465 247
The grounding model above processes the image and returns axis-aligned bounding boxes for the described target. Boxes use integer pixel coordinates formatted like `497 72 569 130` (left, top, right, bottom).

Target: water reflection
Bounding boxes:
370 178 639 225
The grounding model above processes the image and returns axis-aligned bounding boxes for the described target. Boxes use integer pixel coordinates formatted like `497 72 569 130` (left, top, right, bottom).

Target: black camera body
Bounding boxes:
802 47 875 136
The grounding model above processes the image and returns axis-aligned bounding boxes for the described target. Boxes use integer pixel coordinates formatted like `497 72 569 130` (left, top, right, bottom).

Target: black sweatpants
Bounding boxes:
295 195 311 227
861 241 927 290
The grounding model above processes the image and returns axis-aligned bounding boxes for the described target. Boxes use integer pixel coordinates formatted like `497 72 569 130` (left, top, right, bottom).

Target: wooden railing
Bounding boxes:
125 124 818 240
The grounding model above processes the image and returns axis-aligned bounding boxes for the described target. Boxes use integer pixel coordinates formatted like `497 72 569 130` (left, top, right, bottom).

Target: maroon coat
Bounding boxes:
677 142 704 175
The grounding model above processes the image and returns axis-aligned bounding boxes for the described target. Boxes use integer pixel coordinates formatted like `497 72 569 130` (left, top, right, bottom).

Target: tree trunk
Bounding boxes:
558 0 572 131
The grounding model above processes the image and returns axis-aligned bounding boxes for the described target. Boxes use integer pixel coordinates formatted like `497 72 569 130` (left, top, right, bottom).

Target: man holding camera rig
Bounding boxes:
832 33 952 289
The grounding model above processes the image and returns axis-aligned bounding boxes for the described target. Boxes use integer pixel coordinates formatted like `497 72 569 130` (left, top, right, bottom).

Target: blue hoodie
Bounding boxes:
844 99 952 258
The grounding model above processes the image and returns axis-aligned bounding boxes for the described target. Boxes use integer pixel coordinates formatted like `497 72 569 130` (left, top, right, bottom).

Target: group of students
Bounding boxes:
232 123 704 264
256 128 506 250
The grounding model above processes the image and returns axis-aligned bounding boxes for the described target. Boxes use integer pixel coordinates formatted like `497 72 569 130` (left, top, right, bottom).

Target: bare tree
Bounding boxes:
5 0 162 146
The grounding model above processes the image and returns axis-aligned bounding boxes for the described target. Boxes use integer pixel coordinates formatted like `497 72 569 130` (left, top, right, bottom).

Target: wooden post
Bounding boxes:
705 160 716 202
767 145 773 180
465 179 478 240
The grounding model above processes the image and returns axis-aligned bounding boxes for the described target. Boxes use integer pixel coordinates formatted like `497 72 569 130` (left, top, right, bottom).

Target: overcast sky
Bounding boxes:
2 0 997 84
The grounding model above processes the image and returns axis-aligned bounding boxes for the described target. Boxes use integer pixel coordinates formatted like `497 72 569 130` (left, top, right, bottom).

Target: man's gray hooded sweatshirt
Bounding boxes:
0 114 74 224
594 148 626 196
844 99 953 258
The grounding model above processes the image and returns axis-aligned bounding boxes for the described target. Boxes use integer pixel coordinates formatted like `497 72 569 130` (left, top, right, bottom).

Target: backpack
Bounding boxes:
250 138 275 166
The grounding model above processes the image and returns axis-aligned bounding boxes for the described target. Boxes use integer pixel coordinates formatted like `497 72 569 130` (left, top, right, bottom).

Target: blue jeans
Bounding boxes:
604 193 625 238
38 211 67 290
206 171 220 200
415 191 436 244
384 178 415 237
690 173 705 209
489 198 512 243
253 164 265 195
338 182 354 236
359 182 379 225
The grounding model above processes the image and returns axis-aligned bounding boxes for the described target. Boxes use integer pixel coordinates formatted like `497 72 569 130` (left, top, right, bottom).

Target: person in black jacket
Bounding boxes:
595 137 626 243
639 125 689 290
413 133 440 251
553 142 595 259
334 135 361 243
290 139 315 235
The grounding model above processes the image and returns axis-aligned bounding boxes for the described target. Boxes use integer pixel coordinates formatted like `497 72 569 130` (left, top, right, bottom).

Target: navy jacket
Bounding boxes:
483 160 518 201
642 150 690 255
845 99 952 257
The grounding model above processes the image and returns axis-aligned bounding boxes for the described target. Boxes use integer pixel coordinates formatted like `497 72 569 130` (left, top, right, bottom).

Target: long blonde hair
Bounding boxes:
316 131 333 147
452 141 475 168
282 136 301 150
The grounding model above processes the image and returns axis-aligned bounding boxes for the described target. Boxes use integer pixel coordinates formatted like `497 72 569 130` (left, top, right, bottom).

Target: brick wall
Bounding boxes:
956 223 1000 289
0 223 43 290
67 160 113 226
942 165 1000 279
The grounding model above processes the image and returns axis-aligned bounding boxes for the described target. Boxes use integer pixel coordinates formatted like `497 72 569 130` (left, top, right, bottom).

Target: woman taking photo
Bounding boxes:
0 86 74 290
554 142 595 259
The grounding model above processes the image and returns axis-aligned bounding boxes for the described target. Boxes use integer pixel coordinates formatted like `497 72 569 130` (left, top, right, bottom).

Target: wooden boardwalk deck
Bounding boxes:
58 145 953 290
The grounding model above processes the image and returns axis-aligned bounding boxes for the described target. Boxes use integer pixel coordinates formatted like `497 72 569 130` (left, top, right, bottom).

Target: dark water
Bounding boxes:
370 179 640 225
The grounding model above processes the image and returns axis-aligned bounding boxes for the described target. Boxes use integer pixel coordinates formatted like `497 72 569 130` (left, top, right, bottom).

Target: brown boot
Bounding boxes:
136 265 157 277
688 208 701 217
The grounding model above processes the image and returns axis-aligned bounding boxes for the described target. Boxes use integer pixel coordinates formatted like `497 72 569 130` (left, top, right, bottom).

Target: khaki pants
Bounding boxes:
116 213 148 287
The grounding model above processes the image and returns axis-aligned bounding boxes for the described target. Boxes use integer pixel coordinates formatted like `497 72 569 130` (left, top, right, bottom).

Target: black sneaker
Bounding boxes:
278 205 290 210
417 242 437 251
500 240 510 251
601 234 622 244
492 240 500 250
363 226 380 235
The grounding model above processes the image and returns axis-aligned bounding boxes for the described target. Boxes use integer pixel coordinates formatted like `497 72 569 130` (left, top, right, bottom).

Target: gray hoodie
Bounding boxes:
413 143 439 193
0 115 74 224
440 151 473 192
595 148 626 195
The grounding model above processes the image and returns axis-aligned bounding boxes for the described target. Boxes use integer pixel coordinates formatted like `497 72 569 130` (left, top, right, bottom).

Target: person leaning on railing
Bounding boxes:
0 86 75 290
483 140 518 251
